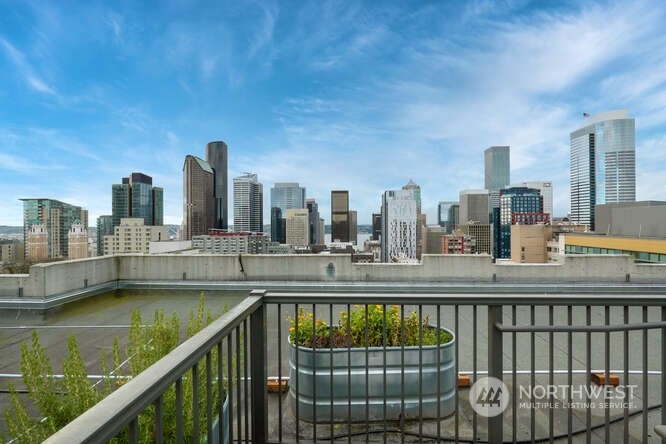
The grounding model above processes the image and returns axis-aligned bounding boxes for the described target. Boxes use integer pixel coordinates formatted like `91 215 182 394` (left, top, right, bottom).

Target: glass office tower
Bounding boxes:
570 110 635 230
21 198 85 260
206 141 228 230
112 172 163 228
271 183 306 243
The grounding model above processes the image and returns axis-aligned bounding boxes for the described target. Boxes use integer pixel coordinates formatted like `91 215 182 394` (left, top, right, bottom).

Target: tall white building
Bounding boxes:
285 208 310 247
381 189 417 262
233 173 263 232
570 110 636 230
511 181 553 217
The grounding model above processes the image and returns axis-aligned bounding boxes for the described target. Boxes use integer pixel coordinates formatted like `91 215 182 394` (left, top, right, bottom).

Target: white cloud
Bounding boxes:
0 38 57 96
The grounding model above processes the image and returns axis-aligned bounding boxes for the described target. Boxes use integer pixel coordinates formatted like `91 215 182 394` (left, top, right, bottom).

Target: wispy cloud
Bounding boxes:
0 153 39 174
0 37 57 96
1 1 665 227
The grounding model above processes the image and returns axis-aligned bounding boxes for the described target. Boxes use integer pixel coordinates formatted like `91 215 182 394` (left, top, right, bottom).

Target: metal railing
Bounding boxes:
44 288 666 443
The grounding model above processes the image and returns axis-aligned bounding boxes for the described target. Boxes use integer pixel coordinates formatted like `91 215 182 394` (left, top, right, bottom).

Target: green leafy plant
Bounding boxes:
2 293 233 443
289 304 453 348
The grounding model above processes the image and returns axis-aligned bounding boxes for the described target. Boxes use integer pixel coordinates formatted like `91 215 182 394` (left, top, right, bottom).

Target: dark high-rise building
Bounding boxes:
494 186 544 259
306 198 322 245
372 213 382 241
271 207 285 243
96 215 113 256
183 155 215 240
206 141 228 230
448 204 459 231
331 190 350 242
112 172 163 228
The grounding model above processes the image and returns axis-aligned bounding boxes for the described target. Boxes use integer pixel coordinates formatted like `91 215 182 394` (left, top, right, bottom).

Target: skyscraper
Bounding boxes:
286 208 309 247
349 210 358 245
381 189 417 262
331 190 350 243
112 172 163 227
206 141 228 230
459 190 490 224
372 213 382 241
485 146 510 210
403 179 424 258
21 198 87 261
511 181 553 217
183 155 215 240
270 207 285 243
570 110 636 230
306 198 322 245
234 173 263 232
495 186 545 259
438 201 457 233
96 215 113 256
270 183 306 243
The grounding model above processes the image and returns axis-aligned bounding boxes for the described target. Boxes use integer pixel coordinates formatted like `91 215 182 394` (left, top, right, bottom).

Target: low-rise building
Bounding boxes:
0 240 24 265
442 229 476 254
104 218 168 255
510 224 553 263
458 223 491 255
563 234 666 263
192 231 269 254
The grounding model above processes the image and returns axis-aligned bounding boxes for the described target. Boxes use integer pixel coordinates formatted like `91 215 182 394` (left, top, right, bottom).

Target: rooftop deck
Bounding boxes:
2 283 665 443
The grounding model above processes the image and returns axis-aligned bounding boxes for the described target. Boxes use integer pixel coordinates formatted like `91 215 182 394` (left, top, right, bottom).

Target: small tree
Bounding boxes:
3 293 230 443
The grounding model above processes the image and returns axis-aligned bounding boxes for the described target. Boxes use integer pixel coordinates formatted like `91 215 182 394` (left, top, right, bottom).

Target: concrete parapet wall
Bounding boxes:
119 254 241 281
1 253 664 299
0 256 117 299
0 274 30 297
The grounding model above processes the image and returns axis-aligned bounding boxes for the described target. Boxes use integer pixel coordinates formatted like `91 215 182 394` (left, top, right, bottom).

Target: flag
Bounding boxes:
583 112 590 117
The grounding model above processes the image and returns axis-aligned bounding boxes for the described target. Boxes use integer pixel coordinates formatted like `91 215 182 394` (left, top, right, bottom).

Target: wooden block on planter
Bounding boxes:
267 377 289 393
591 372 619 386
458 374 471 388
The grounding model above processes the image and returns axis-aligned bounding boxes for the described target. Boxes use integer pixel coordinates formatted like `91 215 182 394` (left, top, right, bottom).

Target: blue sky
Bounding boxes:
1 0 665 227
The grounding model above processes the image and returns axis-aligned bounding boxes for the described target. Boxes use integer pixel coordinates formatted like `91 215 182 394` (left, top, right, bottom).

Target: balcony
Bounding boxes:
43 286 666 443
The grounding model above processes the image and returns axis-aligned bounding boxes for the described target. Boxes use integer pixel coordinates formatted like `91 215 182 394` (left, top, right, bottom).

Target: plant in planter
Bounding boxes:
288 304 456 423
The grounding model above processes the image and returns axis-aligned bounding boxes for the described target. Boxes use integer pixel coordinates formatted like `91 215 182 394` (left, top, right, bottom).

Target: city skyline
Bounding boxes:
2 1 666 227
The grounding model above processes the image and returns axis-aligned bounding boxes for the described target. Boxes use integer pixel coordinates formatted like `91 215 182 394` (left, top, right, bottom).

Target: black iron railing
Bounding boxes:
44 287 666 443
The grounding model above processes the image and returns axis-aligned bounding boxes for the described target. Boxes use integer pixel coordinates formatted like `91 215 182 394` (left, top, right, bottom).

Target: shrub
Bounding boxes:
2 293 230 443
289 304 453 348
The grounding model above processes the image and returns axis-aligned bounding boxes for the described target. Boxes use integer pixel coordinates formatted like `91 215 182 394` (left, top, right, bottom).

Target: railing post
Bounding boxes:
662 306 666 443
488 304 503 444
250 290 267 443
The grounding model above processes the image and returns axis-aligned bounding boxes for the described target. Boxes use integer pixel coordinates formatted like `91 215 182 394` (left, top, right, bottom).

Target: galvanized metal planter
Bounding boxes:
288 327 456 423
